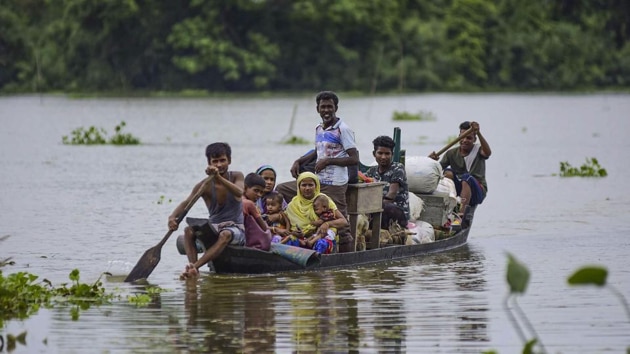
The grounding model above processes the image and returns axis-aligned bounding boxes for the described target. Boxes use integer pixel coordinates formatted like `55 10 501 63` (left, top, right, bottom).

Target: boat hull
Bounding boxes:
211 227 470 274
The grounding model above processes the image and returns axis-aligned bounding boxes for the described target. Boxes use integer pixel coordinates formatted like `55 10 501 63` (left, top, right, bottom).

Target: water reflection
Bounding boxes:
38 237 490 352
353 267 408 353
174 244 488 353
388 245 490 351
182 276 277 353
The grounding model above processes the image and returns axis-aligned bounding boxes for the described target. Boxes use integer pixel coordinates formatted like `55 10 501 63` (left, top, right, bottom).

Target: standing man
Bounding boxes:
170 142 245 279
365 135 410 229
429 121 491 216
277 91 359 218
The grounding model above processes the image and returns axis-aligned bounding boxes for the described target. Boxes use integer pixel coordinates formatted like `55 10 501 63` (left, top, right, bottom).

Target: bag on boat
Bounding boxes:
433 178 457 213
408 220 435 244
408 192 424 221
405 156 442 194
244 214 272 251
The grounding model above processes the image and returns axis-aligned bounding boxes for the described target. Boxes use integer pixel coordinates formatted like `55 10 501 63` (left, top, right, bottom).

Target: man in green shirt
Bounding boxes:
429 121 491 216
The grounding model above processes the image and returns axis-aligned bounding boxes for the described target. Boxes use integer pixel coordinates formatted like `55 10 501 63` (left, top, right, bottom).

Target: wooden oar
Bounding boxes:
430 126 475 158
124 175 214 282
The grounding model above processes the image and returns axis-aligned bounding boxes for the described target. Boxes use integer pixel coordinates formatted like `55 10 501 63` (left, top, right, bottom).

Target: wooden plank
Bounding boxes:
346 182 385 214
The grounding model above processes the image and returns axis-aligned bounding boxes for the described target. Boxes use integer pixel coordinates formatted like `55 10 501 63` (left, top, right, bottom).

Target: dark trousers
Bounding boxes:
381 203 408 229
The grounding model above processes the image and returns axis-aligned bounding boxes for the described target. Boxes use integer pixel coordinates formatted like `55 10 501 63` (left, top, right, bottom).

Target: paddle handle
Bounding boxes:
432 127 475 157
158 175 215 248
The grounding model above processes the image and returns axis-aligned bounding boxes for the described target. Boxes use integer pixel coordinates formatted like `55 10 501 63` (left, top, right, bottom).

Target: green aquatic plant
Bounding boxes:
567 266 630 321
281 135 310 145
503 253 545 354
127 285 167 306
62 126 107 145
0 269 114 323
156 195 173 205
62 121 140 145
109 121 140 145
0 265 117 349
281 104 309 145
484 255 630 354
391 110 436 121
558 157 607 177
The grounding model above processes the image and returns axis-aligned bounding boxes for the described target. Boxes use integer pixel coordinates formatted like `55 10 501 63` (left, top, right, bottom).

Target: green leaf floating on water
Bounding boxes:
506 253 530 294
567 266 608 287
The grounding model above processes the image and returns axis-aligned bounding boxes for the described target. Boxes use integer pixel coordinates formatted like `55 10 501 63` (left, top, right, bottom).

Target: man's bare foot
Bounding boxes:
179 263 199 280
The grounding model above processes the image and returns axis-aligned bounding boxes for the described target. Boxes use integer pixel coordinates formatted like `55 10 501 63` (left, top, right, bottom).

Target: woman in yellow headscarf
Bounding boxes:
285 172 348 253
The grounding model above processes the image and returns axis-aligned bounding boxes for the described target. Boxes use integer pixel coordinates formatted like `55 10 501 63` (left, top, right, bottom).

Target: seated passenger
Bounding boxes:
262 191 291 243
285 172 348 254
364 135 410 229
255 165 287 214
306 194 338 254
429 121 491 217
242 173 268 232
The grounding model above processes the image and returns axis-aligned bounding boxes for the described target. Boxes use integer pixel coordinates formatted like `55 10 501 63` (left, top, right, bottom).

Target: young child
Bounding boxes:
242 173 267 231
262 191 291 243
306 194 338 254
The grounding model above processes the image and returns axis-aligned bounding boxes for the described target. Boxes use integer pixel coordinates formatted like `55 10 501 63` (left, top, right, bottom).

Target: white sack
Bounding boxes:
408 192 424 221
433 178 457 213
406 156 442 194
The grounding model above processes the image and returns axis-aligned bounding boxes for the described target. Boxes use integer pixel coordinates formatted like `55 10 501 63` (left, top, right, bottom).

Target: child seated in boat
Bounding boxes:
305 195 338 254
242 173 268 231
262 191 291 243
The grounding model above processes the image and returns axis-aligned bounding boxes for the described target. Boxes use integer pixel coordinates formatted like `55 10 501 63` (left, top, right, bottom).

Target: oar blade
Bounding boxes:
124 245 162 282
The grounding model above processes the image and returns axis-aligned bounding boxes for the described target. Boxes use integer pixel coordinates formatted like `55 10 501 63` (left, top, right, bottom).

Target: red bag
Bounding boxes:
244 214 272 251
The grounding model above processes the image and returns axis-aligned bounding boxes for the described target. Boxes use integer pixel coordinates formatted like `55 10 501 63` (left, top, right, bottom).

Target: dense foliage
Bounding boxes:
1 0 629 93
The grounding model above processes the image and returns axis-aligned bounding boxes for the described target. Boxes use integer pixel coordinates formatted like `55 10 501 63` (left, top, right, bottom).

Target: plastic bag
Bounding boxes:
407 220 435 244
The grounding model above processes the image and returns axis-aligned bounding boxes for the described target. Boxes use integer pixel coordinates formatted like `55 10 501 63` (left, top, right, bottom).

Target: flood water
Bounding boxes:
1 93 629 353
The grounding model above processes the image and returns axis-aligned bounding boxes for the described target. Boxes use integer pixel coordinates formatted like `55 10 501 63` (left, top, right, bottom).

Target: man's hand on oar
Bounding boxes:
124 176 214 282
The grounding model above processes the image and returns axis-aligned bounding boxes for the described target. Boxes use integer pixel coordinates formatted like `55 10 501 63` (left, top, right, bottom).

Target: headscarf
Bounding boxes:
255 164 286 213
255 164 276 176
286 172 336 234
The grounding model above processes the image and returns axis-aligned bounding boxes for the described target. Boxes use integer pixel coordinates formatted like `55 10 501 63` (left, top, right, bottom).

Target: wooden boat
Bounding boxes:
176 202 475 275
176 126 477 275
210 216 473 274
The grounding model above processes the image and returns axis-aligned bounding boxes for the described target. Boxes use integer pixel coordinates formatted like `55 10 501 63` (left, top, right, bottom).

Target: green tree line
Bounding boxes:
1 0 629 93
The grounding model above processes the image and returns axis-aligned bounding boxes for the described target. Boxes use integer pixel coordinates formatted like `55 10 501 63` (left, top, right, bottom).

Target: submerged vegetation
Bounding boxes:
392 110 436 121
558 157 607 177
62 121 140 145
